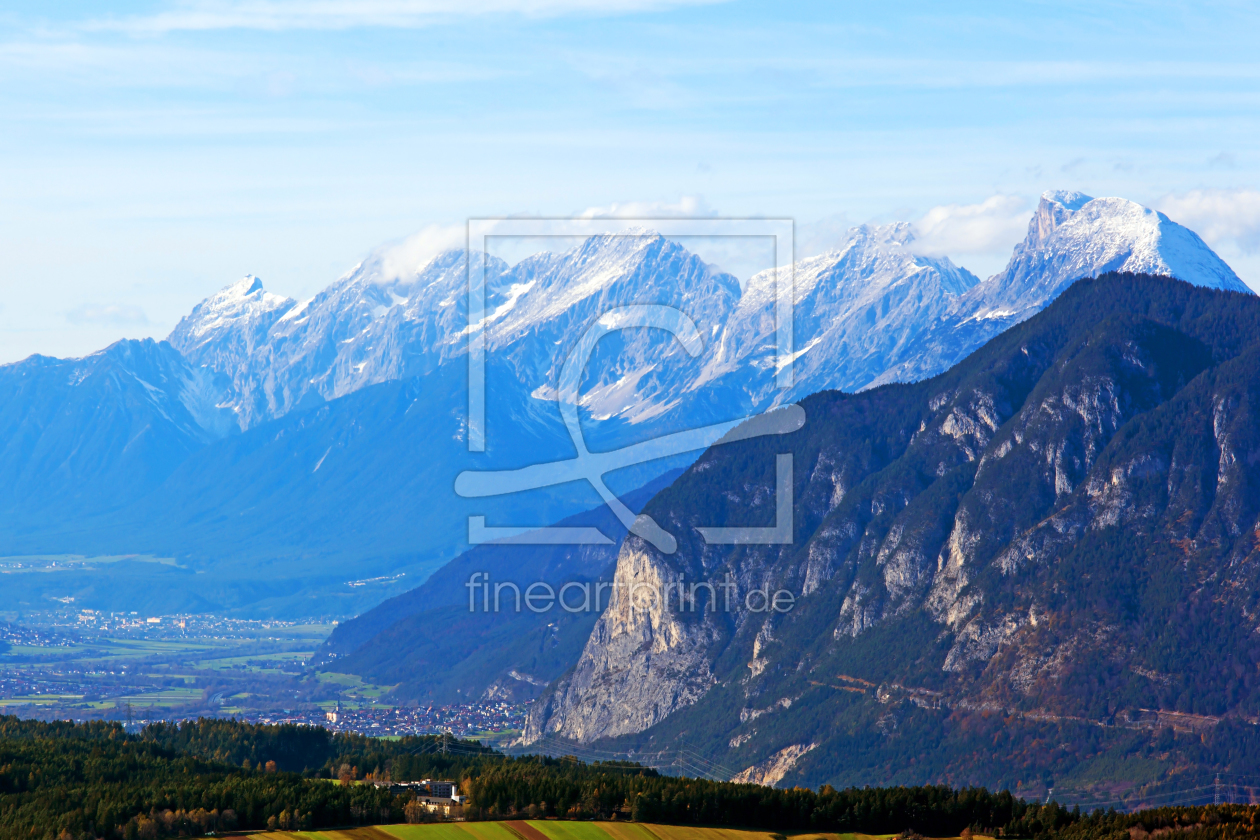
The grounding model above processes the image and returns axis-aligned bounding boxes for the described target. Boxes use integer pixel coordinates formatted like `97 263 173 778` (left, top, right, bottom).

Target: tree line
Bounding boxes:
5 715 1260 840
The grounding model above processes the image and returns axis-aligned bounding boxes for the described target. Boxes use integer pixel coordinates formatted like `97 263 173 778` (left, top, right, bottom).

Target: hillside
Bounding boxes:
0 339 234 526
523 274 1260 792
314 470 684 704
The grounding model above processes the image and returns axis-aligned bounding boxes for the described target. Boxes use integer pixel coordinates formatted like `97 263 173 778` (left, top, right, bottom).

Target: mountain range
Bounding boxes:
0 190 1248 617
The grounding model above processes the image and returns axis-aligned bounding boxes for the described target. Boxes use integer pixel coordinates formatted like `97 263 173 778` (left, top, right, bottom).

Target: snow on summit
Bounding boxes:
869 189 1251 388
169 275 295 349
987 191 1250 315
161 191 1248 435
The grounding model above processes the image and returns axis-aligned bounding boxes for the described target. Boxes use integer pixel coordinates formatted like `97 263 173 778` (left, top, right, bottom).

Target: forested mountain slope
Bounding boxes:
523 274 1260 791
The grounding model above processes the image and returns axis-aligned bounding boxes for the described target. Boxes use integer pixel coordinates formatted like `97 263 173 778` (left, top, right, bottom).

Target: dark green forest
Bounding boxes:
5 716 1260 840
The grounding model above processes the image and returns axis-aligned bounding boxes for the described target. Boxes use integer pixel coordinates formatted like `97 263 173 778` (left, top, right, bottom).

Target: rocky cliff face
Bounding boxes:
524 538 722 741
521 276 1260 789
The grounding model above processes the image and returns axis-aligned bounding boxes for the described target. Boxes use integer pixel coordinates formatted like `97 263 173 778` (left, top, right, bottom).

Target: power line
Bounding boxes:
1042 782 1238 812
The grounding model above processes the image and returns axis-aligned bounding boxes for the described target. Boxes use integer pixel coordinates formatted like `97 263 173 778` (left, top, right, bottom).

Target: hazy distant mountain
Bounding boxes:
170 252 509 429
164 227 979 438
0 339 233 526
522 274 1260 791
167 235 740 433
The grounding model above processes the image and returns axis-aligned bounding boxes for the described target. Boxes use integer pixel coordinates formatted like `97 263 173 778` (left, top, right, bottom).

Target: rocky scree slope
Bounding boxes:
523 274 1260 788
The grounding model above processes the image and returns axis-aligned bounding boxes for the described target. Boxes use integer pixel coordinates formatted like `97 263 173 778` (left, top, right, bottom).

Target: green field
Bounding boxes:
0 694 84 707
0 553 183 569
244 823 916 840
0 619 350 716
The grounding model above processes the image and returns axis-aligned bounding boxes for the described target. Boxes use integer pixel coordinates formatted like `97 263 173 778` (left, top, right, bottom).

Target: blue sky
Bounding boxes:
2 0 1260 361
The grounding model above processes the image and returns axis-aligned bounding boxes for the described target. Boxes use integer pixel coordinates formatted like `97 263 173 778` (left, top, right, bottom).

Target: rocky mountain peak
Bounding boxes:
958 191 1250 327
849 220 916 250
169 275 295 352
867 193 1250 390
231 275 265 297
1027 190 1092 247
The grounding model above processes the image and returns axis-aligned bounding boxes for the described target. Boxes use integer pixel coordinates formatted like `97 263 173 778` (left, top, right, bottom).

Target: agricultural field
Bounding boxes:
243 823 907 840
0 610 347 721
1 610 527 737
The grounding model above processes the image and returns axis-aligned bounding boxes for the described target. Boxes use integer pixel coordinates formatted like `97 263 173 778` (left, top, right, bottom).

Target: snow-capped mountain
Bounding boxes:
169 234 740 433
170 255 500 429
872 190 1251 386
986 190 1249 316
168 275 296 429
168 191 1245 443
166 225 972 440
694 222 980 408
489 232 740 426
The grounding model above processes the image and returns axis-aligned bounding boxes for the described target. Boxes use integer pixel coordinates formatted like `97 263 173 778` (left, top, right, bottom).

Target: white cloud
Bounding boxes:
371 223 466 283
577 195 716 219
910 194 1031 259
1156 189 1260 254
577 197 782 283
362 198 785 284
66 304 150 327
89 0 726 33
796 214 855 259
366 199 718 283
796 199 1032 279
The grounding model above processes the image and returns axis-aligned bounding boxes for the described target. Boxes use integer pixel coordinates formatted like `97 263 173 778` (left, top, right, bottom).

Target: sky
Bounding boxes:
2 1 1260 362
